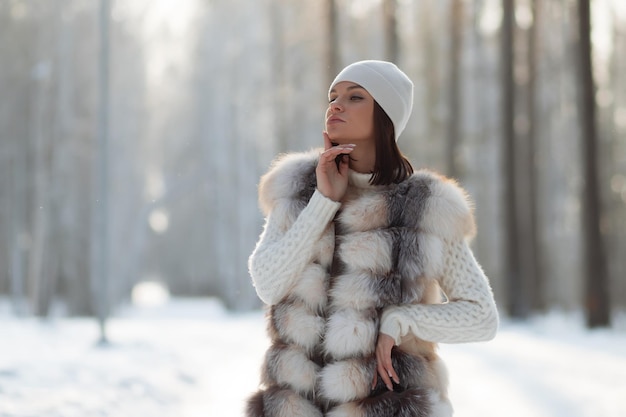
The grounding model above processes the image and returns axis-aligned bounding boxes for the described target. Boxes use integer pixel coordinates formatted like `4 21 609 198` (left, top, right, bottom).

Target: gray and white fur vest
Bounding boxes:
247 150 475 417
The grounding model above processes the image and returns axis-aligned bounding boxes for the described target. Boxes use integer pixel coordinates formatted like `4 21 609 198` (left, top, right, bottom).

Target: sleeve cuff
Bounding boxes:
301 189 341 226
380 307 406 346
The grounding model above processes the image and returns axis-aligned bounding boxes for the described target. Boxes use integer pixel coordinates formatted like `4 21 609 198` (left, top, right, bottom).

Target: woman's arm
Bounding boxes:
380 239 499 344
249 189 340 305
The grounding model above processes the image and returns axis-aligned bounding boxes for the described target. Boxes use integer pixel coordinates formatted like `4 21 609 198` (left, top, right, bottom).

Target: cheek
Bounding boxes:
358 109 374 134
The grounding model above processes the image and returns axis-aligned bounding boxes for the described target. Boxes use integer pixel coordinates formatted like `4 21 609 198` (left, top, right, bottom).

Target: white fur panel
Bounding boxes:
275 302 325 350
266 389 323 417
292 264 328 311
428 390 453 417
324 309 377 358
316 225 335 268
417 171 476 240
430 356 450 395
268 199 303 234
338 231 392 273
417 234 444 278
319 359 371 403
258 150 318 216
337 192 388 233
329 272 376 310
273 346 320 394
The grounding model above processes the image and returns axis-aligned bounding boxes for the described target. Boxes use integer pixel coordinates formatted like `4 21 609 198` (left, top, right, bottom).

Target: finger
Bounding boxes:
320 145 355 159
377 362 393 391
371 372 377 390
338 154 350 175
389 366 400 384
323 131 332 150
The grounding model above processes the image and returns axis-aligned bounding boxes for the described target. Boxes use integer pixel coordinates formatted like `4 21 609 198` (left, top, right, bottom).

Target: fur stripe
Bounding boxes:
338 231 393 273
319 357 375 403
292 263 329 312
329 388 434 417
328 272 378 310
271 301 325 351
258 152 317 216
247 386 323 417
337 192 389 233
263 344 320 395
323 308 378 358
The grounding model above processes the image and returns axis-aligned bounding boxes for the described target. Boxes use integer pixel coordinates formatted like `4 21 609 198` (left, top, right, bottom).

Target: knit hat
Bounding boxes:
329 60 414 141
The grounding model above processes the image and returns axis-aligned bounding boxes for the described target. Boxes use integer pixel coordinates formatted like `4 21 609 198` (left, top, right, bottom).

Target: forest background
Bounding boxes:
0 0 624 330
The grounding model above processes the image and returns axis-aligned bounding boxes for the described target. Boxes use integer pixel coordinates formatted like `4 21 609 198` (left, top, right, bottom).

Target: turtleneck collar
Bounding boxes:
348 169 376 189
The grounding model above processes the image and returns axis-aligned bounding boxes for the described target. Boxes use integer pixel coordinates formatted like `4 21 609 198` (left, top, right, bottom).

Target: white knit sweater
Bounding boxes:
249 170 498 345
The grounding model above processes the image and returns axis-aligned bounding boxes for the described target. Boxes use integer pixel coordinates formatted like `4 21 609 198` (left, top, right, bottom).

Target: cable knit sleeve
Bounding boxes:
249 190 340 305
380 239 499 344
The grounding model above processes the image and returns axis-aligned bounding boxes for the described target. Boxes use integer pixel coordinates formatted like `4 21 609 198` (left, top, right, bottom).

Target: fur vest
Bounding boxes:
247 150 475 417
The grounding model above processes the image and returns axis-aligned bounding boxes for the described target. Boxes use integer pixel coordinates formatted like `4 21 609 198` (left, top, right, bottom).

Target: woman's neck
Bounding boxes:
348 141 376 173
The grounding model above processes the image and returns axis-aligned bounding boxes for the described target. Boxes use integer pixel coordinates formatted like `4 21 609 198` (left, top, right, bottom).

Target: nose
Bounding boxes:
329 100 343 113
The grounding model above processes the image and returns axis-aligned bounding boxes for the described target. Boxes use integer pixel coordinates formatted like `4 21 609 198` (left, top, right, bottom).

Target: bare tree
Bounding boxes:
525 0 544 312
501 0 528 318
91 0 111 344
446 0 463 179
383 0 398 63
576 0 610 328
326 0 340 87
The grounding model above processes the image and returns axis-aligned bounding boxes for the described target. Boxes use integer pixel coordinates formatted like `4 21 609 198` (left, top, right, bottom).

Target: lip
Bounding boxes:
326 116 344 124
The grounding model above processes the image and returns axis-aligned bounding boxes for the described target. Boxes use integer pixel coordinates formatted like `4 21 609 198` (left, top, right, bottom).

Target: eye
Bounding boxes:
350 95 363 101
328 96 337 103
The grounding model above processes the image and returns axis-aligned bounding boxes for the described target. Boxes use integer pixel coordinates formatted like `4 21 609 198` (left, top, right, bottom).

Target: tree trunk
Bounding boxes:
446 0 463 179
502 0 527 318
92 0 111 344
326 0 340 87
383 0 398 63
577 0 611 328
526 0 544 312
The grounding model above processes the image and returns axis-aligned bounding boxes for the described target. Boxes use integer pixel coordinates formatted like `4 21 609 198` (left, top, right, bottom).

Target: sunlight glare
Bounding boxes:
515 0 533 30
132 280 170 307
479 0 502 36
348 0 381 19
149 209 169 234
146 171 165 200
615 107 626 130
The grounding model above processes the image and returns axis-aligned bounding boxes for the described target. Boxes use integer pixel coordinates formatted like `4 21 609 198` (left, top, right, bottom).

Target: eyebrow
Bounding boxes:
329 84 365 94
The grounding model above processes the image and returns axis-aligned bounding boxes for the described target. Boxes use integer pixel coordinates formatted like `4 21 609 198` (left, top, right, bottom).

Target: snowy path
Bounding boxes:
1 300 625 417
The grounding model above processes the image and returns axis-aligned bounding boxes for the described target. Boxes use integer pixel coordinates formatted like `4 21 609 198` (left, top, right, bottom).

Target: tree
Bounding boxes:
383 0 398 63
577 0 610 328
326 0 340 87
525 0 544 312
501 0 528 318
91 0 111 344
446 0 463 179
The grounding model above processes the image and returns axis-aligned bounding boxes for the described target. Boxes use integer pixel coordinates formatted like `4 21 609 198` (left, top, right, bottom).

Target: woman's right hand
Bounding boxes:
316 131 355 202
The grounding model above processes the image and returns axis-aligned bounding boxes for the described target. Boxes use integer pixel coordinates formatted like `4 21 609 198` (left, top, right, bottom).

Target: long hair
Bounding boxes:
369 101 414 185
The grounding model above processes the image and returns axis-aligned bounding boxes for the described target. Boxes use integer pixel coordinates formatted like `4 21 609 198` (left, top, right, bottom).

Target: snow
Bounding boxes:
1 299 625 417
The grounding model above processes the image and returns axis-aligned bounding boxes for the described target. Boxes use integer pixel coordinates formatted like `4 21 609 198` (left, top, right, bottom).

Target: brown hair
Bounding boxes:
369 101 414 185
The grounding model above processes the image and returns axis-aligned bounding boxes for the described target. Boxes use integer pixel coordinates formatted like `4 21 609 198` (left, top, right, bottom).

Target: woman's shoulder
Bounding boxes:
258 149 320 215
399 169 476 240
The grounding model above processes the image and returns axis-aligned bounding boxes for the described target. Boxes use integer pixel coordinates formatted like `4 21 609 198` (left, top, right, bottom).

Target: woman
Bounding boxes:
246 60 498 417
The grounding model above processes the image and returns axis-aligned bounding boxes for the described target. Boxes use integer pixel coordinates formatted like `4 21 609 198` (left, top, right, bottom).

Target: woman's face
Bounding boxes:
325 81 375 145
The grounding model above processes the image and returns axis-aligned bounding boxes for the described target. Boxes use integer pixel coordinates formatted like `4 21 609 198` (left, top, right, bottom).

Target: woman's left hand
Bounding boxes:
372 333 399 391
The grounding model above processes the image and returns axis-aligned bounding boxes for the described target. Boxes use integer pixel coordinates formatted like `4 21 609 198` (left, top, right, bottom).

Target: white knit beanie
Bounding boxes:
329 60 414 141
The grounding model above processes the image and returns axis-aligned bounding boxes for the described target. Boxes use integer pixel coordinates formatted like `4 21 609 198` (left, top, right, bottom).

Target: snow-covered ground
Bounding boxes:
1 297 625 417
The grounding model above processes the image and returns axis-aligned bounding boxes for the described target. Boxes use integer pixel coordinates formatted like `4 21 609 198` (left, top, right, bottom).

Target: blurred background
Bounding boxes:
0 0 624 329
